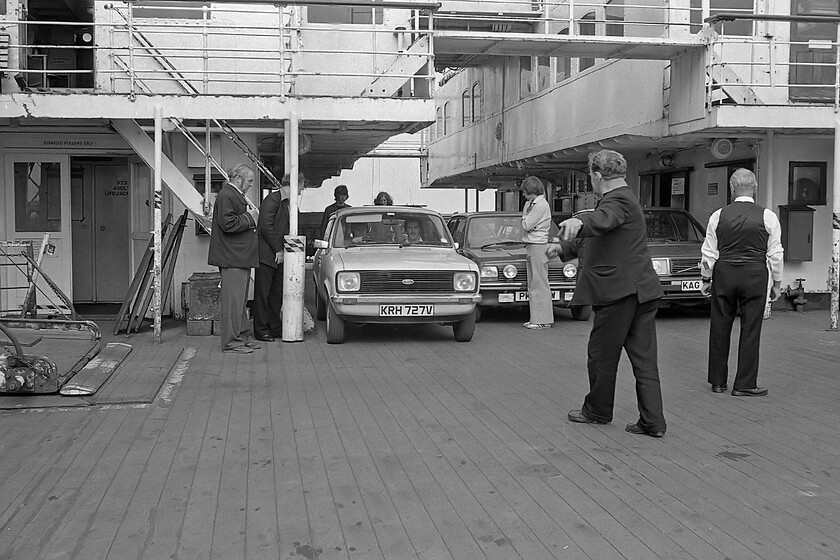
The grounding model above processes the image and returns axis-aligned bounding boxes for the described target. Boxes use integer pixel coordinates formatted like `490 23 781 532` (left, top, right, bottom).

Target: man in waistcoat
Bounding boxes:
700 168 784 396
553 149 667 438
208 164 260 354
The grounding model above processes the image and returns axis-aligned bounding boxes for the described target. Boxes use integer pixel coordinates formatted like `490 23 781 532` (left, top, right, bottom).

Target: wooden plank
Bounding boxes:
60 342 132 396
113 216 170 336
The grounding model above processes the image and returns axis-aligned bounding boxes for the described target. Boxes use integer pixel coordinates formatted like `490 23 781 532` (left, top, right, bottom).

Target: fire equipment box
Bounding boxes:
779 205 815 262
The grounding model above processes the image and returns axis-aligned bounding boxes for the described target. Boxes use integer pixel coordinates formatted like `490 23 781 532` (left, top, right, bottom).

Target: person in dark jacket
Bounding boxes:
552 149 667 437
700 168 783 397
208 164 260 354
320 184 350 239
253 175 292 342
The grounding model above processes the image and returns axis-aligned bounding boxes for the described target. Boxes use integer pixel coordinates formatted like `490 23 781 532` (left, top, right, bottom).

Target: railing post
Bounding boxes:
279 5 286 101
569 0 576 36
127 0 136 100
202 4 209 93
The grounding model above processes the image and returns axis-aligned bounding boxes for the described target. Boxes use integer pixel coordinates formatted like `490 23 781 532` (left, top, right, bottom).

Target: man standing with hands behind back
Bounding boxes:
553 149 667 438
208 163 260 354
700 168 783 397
320 184 350 239
253 174 292 342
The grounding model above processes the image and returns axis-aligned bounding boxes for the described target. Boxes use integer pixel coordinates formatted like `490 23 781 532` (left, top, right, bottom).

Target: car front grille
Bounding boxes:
670 258 701 275
358 270 459 294
490 266 575 283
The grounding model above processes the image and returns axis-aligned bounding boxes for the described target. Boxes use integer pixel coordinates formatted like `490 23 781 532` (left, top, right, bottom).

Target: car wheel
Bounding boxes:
453 309 476 342
474 305 483 323
571 305 592 321
314 287 327 321
326 303 345 344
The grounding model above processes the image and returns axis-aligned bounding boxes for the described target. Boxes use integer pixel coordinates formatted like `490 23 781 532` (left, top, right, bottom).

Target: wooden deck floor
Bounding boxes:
1 307 838 560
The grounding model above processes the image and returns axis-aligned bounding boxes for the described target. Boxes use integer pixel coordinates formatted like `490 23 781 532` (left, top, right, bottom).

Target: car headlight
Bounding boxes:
562 263 577 278
480 266 498 279
503 264 518 279
336 271 360 292
650 258 670 276
453 271 477 292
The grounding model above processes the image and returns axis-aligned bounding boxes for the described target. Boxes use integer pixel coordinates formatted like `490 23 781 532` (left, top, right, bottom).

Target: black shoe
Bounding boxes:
255 334 275 342
568 409 609 424
711 384 727 393
625 422 665 438
731 387 768 397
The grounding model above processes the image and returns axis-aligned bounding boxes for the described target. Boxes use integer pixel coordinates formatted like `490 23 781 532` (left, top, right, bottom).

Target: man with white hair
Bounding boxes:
700 168 784 397
208 163 260 354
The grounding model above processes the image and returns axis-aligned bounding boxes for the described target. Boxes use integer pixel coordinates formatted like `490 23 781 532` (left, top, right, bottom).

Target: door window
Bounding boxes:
14 161 62 232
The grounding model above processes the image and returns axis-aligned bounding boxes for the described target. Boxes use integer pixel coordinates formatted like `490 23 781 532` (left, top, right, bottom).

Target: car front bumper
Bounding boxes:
330 293 480 322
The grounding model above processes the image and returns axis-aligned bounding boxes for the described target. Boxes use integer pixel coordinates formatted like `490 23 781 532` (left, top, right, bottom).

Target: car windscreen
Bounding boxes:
464 215 561 248
334 212 451 248
645 211 706 242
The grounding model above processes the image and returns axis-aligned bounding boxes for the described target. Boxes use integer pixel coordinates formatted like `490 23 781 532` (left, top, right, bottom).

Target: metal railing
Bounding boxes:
706 13 840 109
0 2 436 99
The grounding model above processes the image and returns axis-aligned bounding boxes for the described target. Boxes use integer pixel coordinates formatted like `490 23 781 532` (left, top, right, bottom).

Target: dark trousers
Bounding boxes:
582 296 666 432
708 261 768 390
219 267 253 350
253 262 284 338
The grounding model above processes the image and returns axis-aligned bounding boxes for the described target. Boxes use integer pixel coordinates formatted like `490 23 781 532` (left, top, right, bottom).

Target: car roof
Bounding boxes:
333 205 442 217
448 211 522 219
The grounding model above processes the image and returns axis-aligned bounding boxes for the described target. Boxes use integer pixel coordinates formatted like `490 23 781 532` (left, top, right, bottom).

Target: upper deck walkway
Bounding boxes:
1 304 838 559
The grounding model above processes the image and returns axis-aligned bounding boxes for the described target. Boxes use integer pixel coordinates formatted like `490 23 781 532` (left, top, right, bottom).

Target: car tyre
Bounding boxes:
314 287 327 321
474 305 483 323
571 305 592 321
326 303 345 344
453 309 476 342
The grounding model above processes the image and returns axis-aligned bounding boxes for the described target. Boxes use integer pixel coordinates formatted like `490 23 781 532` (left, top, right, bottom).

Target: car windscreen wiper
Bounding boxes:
479 241 525 250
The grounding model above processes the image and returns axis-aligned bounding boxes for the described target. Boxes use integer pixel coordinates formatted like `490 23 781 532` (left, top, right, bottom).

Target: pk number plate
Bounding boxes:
680 280 702 291
380 304 434 316
509 291 563 302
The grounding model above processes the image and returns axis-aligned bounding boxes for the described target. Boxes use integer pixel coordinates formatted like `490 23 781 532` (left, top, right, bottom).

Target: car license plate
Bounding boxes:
681 280 702 291
379 304 434 316
515 291 562 302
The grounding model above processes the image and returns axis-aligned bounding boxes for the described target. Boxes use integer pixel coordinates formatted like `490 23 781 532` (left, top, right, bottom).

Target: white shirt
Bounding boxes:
700 196 784 282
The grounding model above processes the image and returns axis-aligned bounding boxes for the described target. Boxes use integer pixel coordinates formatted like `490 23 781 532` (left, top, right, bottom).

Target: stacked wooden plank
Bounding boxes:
114 211 188 335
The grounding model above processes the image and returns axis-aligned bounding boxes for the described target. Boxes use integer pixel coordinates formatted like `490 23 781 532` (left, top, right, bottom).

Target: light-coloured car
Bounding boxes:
446 211 591 321
313 206 481 344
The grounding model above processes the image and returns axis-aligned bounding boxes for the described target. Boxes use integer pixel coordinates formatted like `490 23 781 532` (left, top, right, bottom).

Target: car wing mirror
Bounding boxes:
313 239 328 249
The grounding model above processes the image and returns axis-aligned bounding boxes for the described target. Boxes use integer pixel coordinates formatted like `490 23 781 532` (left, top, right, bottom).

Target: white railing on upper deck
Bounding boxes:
0 2 436 99
434 0 711 39
706 13 840 108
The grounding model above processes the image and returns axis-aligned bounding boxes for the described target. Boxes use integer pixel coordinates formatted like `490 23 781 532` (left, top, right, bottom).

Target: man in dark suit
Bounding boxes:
553 149 667 437
208 164 260 354
253 175 292 342
320 184 350 239
700 168 783 397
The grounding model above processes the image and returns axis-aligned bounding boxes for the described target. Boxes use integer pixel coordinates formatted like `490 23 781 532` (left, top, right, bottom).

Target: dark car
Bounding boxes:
643 207 707 306
446 212 592 321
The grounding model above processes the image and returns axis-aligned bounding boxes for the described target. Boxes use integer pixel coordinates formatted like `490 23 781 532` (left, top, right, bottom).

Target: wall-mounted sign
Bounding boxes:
671 177 685 195
708 182 718 195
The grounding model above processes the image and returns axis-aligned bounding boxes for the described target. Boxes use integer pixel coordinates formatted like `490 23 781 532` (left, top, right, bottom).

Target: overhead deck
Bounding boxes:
434 31 707 67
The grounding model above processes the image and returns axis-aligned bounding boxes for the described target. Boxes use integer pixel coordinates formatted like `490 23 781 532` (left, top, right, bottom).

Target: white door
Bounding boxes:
2 154 72 314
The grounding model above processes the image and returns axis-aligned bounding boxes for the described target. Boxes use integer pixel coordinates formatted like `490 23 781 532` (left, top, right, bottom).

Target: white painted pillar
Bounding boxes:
153 106 163 343
763 131 775 320
283 114 305 342
830 115 840 330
